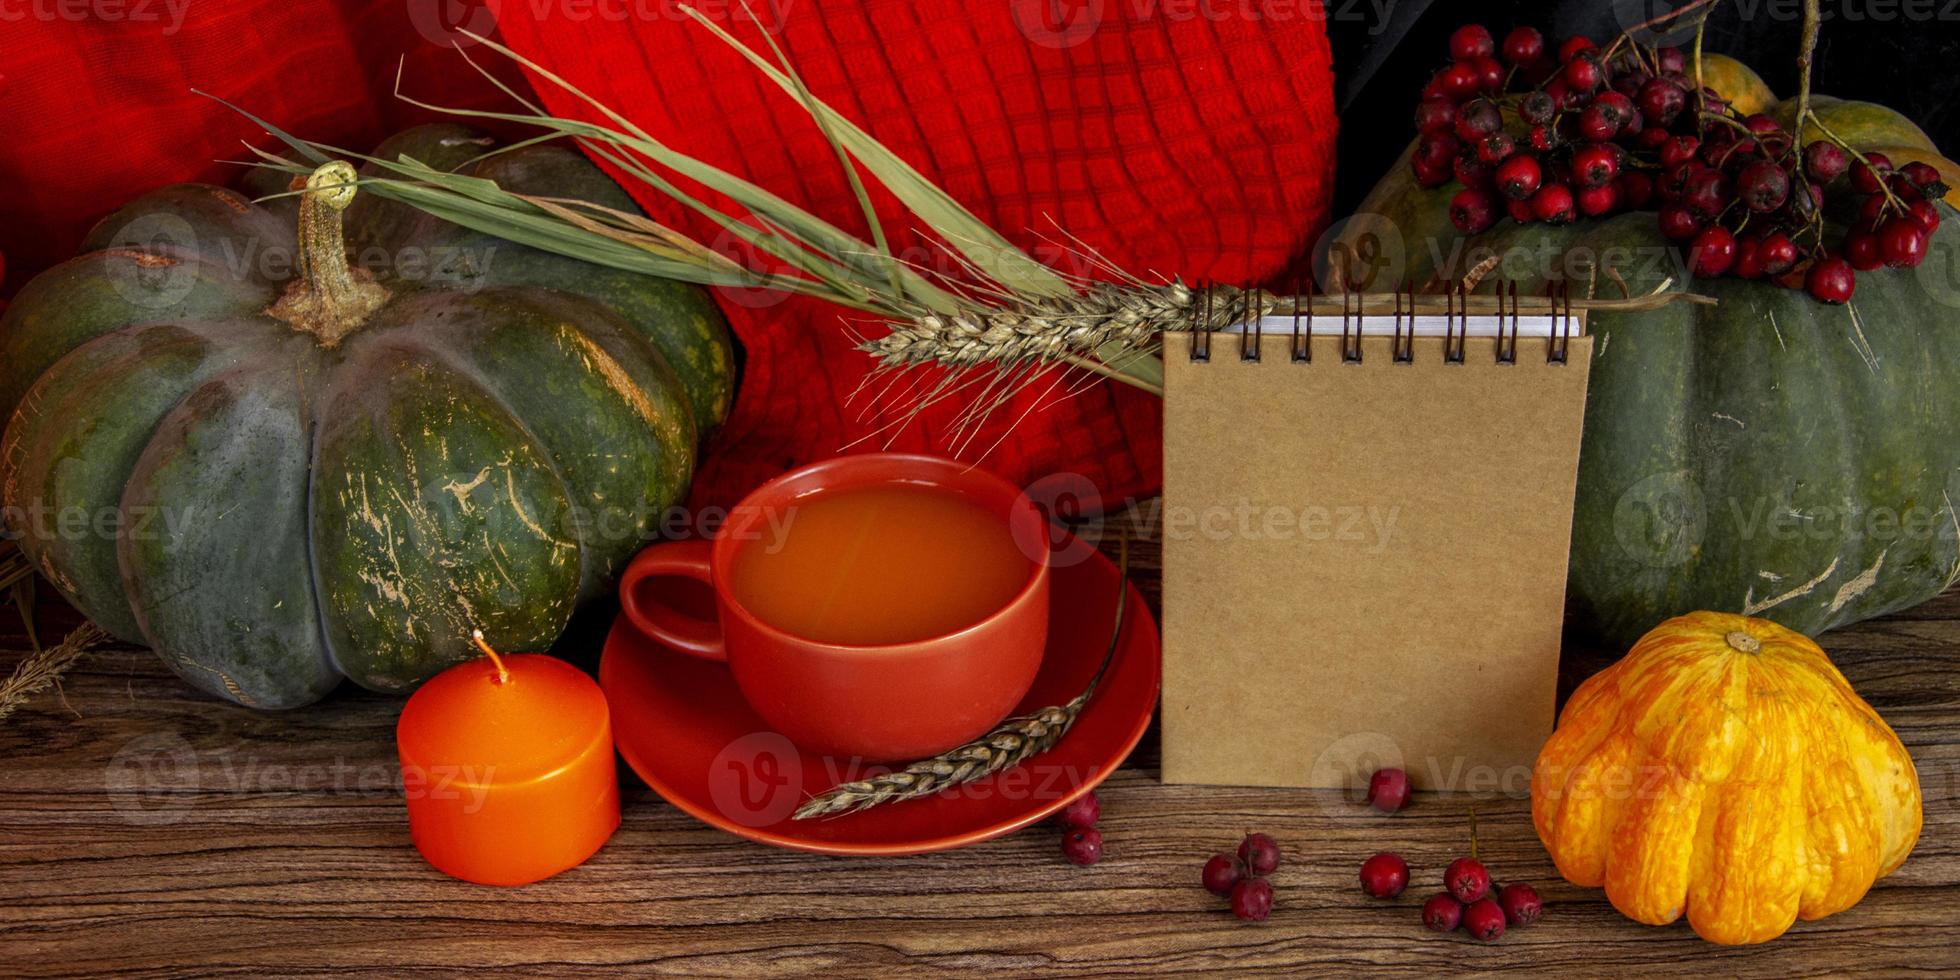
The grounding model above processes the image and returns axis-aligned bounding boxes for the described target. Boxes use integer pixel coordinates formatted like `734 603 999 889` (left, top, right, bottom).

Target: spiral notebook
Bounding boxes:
1159 290 1592 789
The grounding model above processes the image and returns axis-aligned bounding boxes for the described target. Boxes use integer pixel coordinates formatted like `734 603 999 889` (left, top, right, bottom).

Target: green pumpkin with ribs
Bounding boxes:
0 125 734 708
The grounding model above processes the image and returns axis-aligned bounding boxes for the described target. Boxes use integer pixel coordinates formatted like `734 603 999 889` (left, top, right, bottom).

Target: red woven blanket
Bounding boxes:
0 1 1336 507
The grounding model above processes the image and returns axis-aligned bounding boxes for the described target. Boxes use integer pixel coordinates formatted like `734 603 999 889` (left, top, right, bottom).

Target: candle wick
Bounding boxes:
470 630 511 685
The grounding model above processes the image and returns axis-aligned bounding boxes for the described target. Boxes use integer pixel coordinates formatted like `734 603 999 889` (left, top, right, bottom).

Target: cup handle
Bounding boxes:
618 540 727 661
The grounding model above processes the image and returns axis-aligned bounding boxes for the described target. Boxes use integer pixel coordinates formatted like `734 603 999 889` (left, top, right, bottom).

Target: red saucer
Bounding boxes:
598 539 1159 855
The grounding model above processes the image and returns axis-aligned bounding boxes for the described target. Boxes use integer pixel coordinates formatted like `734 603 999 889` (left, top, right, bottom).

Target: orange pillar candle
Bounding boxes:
396 632 619 886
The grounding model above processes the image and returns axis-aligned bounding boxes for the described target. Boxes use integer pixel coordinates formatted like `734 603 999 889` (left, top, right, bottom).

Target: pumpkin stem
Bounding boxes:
266 161 390 347
1725 630 1763 654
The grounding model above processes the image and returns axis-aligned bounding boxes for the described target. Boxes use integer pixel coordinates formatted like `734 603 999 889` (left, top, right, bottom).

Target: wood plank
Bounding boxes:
2 530 1956 976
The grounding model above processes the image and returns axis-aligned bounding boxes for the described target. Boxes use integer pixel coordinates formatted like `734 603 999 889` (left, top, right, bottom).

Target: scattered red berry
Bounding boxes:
1852 151 1892 194
1658 204 1701 241
1449 24 1494 62
1909 198 1942 234
1737 159 1791 212
1902 160 1943 187
1203 853 1243 897
1444 857 1492 903
1658 134 1701 168
1439 61 1480 101
1231 877 1274 922
1638 77 1685 126
1529 183 1575 224
1414 98 1456 135
1495 155 1542 202
1450 188 1501 234
1453 98 1502 141
1366 767 1412 813
1452 154 1494 192
1475 132 1517 166
1498 882 1543 926
1807 256 1857 304
1061 828 1102 865
1462 897 1507 941
1576 183 1618 217
1690 226 1738 277
1804 140 1848 183
1502 26 1544 66
1879 217 1929 268
1238 833 1281 876
1422 892 1463 932
1616 170 1655 210
1682 168 1730 216
1759 232 1799 275
1571 144 1618 189
1360 852 1409 899
1556 35 1595 63
1056 790 1100 829
1732 236 1766 279
1845 230 1883 271
1561 53 1603 95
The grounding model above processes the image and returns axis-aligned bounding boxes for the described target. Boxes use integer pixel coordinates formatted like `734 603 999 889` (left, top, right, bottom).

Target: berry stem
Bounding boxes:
1604 0 1723 62
1691 8 1712 135
1794 0 1818 145
1807 111 1908 212
1468 806 1481 861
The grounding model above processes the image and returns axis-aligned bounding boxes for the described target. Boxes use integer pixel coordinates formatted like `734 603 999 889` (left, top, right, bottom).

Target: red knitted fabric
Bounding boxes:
0 1 1337 508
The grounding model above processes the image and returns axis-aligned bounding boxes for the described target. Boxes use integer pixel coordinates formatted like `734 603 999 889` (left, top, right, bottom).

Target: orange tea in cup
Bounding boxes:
619 454 1052 760
730 484 1034 646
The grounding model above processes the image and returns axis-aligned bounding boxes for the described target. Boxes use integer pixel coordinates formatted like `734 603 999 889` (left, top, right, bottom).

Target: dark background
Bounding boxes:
1326 0 1960 215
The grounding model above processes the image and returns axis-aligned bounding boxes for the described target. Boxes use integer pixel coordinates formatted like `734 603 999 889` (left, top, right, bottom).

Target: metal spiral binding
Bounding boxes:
1495 280 1520 365
1391 281 1415 364
1240 283 1263 363
1547 280 1573 365
1290 275 1311 363
1181 278 1573 367
1340 288 1363 364
1444 281 1468 364
1190 283 1213 362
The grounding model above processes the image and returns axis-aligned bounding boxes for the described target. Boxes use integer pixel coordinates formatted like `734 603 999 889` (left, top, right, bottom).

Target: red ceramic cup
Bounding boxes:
619 454 1050 761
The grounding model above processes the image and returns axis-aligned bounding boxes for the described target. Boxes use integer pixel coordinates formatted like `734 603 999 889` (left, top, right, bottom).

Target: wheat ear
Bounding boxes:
0 621 108 723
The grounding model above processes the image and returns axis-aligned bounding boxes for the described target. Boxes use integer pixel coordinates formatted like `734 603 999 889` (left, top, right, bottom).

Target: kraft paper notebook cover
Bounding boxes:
1159 297 1592 789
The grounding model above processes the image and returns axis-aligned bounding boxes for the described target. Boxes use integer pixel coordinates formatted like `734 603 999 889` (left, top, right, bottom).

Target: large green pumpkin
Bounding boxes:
0 127 735 708
1333 130 1960 645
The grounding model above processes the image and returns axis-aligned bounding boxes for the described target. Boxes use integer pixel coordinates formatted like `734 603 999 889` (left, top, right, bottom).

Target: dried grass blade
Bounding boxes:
678 7 1073 300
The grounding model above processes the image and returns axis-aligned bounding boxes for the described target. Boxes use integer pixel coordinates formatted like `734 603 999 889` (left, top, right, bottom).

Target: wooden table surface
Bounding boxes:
2 530 1956 977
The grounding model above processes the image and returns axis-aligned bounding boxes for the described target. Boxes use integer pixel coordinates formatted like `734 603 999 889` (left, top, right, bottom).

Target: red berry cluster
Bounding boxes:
1056 790 1103 865
1356 769 1544 942
1411 23 1948 306
1203 832 1283 922
1360 851 1542 942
